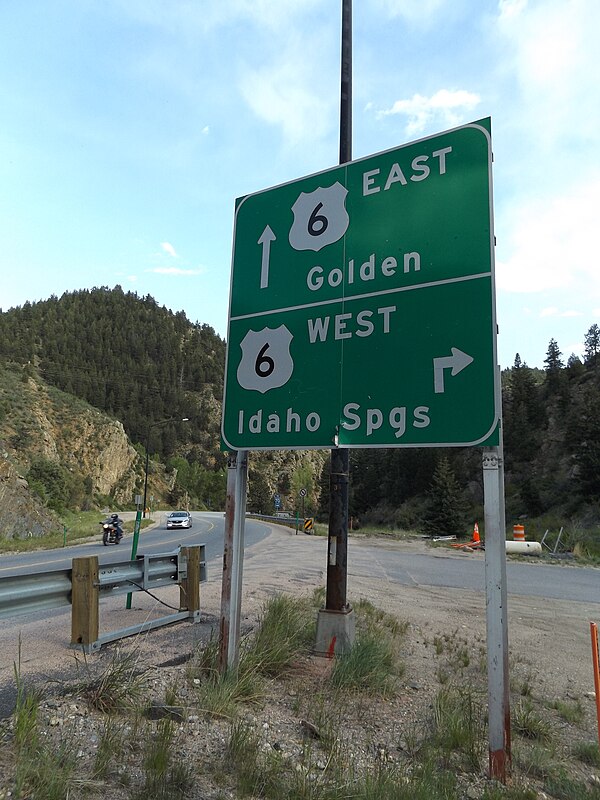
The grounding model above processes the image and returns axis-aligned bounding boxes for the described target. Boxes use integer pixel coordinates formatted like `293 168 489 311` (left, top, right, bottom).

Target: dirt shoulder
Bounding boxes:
1 524 598 709
1 523 600 798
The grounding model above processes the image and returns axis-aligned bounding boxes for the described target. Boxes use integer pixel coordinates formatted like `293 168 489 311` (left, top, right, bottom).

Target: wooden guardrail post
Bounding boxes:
71 556 99 648
180 546 200 617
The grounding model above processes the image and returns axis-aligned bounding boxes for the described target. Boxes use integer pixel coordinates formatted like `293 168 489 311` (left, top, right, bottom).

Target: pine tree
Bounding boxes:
544 338 564 393
569 384 600 500
584 324 600 369
421 455 469 537
565 353 585 387
503 355 545 467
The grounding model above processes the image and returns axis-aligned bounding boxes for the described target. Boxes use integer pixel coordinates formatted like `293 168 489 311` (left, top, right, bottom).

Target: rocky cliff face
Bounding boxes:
17 375 140 498
53 408 139 501
0 455 57 539
0 366 142 534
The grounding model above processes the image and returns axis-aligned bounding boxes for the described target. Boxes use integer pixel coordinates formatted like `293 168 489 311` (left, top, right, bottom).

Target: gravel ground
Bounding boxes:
1 524 600 798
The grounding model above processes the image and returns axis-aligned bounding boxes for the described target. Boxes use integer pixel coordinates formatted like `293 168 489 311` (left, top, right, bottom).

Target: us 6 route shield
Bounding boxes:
222 118 499 451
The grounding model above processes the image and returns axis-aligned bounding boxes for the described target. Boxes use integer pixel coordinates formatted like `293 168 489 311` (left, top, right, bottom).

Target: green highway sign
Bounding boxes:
222 119 499 450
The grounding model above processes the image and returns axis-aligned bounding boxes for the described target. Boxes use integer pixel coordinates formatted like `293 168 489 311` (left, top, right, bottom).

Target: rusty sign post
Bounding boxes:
219 450 248 673
320 0 355 651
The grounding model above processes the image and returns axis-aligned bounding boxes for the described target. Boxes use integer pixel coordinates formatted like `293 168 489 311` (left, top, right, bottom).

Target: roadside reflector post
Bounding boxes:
483 446 511 782
590 622 600 749
71 556 99 649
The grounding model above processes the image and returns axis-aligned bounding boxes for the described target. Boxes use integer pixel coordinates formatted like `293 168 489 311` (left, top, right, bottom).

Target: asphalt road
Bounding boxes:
1 514 598 605
350 543 600 604
0 515 598 721
0 511 269 576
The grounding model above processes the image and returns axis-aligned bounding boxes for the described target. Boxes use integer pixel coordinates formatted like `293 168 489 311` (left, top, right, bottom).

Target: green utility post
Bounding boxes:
126 500 143 609
63 525 68 547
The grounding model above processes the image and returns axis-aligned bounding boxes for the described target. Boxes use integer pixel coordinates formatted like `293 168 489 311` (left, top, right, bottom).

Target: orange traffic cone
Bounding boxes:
472 522 480 544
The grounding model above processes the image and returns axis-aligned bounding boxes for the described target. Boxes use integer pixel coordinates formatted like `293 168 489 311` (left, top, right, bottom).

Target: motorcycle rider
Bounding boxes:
101 513 124 542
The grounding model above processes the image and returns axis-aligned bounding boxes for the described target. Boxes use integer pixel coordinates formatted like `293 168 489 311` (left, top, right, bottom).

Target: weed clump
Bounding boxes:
189 594 315 718
74 648 146 714
512 699 554 743
329 632 398 695
12 646 75 799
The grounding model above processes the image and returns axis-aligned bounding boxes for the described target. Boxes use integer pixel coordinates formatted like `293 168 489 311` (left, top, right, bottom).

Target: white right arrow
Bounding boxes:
433 347 474 394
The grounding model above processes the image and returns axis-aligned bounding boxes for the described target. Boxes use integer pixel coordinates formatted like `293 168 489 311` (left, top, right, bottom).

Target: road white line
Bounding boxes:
0 520 216 573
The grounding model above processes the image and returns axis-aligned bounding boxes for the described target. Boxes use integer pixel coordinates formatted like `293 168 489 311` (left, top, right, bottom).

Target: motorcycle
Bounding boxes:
100 520 123 545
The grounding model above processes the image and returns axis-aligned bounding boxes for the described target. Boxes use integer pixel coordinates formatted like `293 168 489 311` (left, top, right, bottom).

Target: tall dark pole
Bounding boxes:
142 434 151 519
326 0 352 613
142 417 189 520
339 0 352 165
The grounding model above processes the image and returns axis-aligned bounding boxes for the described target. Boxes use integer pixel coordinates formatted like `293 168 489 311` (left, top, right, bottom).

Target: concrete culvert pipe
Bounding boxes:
505 540 542 555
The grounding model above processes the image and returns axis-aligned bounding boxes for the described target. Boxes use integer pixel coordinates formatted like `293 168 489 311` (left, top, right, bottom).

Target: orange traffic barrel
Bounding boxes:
513 524 525 542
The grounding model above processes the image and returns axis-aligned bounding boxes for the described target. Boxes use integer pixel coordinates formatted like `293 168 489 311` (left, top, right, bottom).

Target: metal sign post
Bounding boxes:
219 450 248 673
483 441 510 781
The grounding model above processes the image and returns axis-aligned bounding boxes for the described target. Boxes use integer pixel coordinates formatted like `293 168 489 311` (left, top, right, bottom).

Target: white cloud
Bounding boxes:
148 267 204 276
378 89 480 136
201 126 210 135
111 0 321 36
373 0 448 22
161 242 178 258
539 307 582 319
498 0 528 23
226 0 322 30
495 0 600 149
496 176 600 295
239 50 332 147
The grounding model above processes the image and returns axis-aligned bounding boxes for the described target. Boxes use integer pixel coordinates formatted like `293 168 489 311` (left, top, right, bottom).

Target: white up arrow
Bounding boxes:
433 347 474 394
258 225 276 289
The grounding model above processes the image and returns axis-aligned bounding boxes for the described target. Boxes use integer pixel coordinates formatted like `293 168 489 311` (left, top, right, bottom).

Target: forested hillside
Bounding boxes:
0 286 225 460
1 287 599 539
0 288 326 521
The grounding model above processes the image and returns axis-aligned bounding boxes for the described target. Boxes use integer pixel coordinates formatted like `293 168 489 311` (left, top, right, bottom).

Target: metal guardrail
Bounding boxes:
98 551 182 598
247 514 318 534
0 568 73 619
0 551 188 621
247 513 310 531
0 547 207 648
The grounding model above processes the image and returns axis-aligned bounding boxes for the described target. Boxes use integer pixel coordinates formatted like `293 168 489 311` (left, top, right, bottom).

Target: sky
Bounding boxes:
1 0 599 369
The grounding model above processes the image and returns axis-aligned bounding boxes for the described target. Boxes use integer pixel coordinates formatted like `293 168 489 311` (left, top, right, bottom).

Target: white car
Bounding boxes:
166 511 192 530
